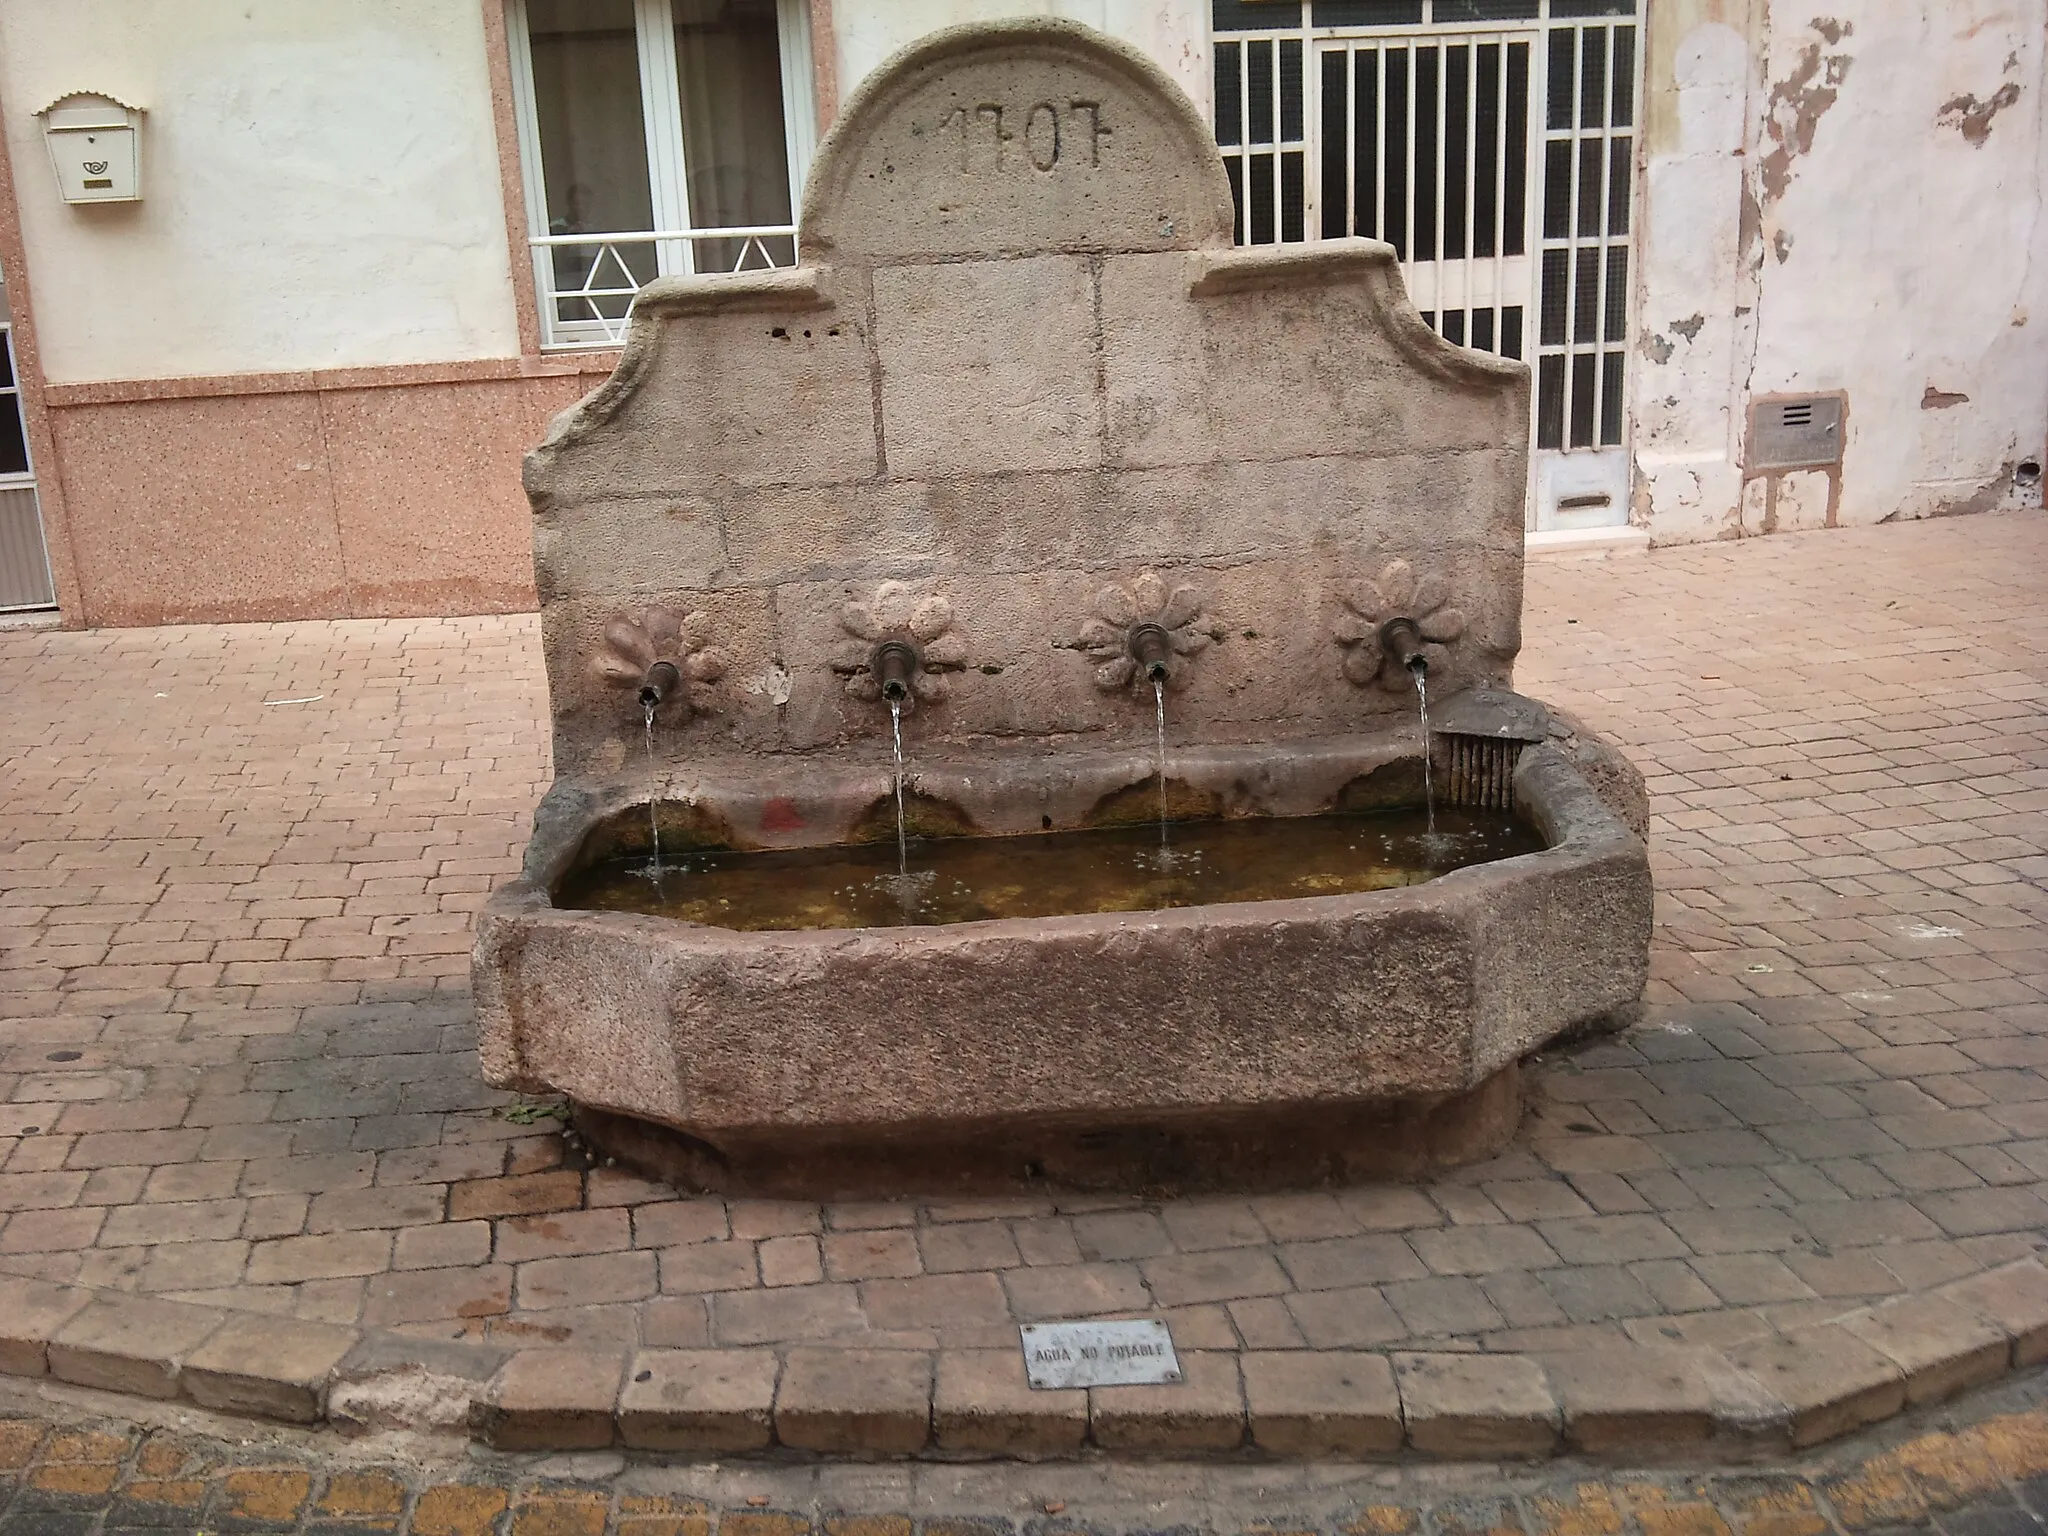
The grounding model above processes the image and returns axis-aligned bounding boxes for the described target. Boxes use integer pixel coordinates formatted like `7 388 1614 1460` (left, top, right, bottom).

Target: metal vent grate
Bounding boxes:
1441 734 1524 810
1748 392 1843 471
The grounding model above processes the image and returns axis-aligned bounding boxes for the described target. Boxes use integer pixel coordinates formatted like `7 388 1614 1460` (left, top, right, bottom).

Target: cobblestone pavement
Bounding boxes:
2 1362 2048 1534
0 515 2043 1374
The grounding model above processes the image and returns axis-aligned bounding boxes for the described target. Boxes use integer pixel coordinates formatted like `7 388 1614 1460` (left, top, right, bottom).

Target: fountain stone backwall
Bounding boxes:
477 19 1652 1195
525 18 1530 783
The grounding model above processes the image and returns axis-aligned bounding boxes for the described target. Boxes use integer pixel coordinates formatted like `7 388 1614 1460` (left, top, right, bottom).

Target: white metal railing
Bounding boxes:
530 225 799 348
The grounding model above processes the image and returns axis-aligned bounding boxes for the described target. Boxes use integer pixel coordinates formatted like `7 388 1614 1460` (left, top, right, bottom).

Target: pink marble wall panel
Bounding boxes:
50 391 352 626
46 372 589 625
323 375 585 618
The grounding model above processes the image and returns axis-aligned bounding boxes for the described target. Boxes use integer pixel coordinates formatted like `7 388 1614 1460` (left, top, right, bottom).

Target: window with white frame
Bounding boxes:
507 0 817 348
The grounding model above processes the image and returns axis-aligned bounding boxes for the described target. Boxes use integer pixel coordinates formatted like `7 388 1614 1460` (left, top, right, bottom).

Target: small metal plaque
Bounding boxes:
1020 1320 1181 1389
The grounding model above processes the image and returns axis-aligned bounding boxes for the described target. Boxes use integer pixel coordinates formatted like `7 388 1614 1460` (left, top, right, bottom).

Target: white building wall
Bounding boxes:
1747 0 2048 531
0 0 522 385
1634 0 2048 541
835 0 1211 118
1629 2 1756 542
2 0 2039 541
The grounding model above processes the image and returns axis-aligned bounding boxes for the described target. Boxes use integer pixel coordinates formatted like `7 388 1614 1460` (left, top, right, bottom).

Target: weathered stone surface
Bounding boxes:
577 1071 1521 1199
1242 1350 1401 1457
181 1315 356 1424
481 741 1640 1191
1541 1346 1716 1454
874 257 1101 478
517 20 1536 778
1106 246 1526 469
482 724 1642 1193
933 1349 1087 1455
1542 704 1652 843
329 1335 509 1436
527 270 871 515
1944 1259 2048 1367
799 21 1236 263
1841 1294 2011 1405
471 1350 623 1451
1089 1352 1245 1452
775 1349 932 1455
0 1277 91 1378
618 1349 777 1452
1723 1327 1906 1449
48 1298 227 1401
1394 1352 1560 1458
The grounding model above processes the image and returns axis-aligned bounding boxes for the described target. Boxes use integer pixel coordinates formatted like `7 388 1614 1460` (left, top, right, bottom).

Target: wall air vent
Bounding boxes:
1748 392 1844 471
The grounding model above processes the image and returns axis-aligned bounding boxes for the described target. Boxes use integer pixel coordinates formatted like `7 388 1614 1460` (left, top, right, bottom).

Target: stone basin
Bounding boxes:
474 721 1650 1196
471 19 1657 1198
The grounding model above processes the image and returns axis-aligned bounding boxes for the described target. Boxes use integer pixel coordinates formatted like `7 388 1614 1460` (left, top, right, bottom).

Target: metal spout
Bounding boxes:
1127 622 1173 684
638 660 683 709
871 639 922 703
1380 617 1427 676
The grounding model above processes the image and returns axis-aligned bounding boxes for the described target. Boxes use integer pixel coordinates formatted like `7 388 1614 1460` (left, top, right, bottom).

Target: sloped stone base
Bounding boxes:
572 1065 1521 1199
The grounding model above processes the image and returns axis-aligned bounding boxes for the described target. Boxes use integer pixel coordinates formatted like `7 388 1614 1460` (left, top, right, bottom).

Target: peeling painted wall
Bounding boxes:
1632 1 1759 543
1634 0 2048 543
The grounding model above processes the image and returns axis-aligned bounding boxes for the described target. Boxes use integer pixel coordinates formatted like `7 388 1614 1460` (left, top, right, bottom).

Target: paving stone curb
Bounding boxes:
2 1254 2045 1462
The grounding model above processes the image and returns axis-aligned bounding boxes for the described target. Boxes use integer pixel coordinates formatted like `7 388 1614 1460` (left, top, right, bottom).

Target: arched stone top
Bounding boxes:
799 17 1237 263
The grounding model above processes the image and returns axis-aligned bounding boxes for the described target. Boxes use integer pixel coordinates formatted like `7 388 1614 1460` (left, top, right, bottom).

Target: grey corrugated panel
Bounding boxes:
0 484 56 610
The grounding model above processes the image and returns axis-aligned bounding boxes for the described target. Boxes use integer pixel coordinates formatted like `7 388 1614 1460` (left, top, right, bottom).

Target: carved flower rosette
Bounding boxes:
1077 570 1209 691
592 605 727 717
831 580 966 709
1333 559 1466 691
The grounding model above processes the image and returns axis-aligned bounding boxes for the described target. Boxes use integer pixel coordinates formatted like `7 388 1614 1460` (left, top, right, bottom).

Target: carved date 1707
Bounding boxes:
935 100 1108 173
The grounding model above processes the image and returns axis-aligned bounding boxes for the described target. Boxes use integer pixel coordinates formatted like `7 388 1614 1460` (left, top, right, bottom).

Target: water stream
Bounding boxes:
889 697 908 877
1153 678 1169 850
1412 665 1435 835
641 699 664 877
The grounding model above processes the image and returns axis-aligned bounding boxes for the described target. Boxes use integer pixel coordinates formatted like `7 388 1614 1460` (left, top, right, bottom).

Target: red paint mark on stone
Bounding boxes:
761 798 805 832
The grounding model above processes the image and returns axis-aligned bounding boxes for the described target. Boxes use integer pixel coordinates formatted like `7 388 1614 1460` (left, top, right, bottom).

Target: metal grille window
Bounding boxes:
1534 11 1634 449
0 263 54 613
1314 32 1531 358
507 0 817 348
1214 29 1308 243
1211 0 1638 456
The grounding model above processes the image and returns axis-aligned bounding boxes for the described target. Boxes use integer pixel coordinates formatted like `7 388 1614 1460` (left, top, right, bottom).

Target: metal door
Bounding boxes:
1313 30 1537 362
1213 3 1642 533
1529 13 1637 529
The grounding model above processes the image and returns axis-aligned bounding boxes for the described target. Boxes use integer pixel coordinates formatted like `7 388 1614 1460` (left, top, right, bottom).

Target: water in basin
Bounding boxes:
554 805 1543 932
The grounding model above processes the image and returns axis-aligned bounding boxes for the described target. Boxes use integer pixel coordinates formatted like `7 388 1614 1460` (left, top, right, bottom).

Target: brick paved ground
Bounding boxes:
3 1355 2048 1533
0 514 2043 1378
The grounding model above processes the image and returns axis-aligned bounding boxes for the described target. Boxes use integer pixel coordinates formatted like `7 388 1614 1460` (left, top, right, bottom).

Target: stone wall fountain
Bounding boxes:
473 19 1653 1197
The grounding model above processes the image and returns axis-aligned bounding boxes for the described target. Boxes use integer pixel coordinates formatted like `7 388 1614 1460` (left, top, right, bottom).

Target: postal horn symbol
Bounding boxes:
82 160 109 175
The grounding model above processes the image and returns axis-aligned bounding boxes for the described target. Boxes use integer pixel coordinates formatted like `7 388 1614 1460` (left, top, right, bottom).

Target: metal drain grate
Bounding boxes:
1441 734 1524 810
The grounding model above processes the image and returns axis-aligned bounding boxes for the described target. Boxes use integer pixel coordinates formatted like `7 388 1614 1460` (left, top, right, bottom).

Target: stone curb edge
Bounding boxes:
0 1256 2041 1461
